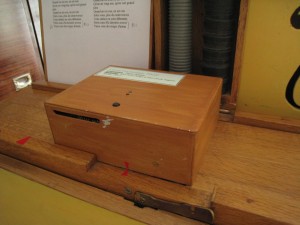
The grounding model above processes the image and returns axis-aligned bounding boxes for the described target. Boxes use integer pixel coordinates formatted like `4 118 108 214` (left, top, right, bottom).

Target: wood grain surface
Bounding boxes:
1 87 299 225
153 0 167 70
195 121 300 225
0 129 96 173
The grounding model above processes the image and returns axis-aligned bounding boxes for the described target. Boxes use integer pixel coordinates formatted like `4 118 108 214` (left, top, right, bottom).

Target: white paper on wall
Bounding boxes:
41 0 151 84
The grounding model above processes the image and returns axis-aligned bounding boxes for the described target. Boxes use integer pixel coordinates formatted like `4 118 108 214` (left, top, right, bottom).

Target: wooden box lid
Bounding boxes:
46 66 222 133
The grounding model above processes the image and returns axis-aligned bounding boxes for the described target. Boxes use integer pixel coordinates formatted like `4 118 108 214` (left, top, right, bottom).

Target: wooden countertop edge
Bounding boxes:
2 152 294 225
0 131 212 204
0 154 205 225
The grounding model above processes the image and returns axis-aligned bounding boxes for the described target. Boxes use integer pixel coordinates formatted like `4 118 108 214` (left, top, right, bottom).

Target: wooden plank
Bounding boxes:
234 111 300 133
212 181 299 225
196 174 300 225
0 155 205 225
199 122 300 195
194 122 300 224
0 131 212 208
0 129 96 173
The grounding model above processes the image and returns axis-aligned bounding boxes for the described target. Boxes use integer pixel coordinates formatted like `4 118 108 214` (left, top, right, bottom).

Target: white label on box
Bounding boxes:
95 67 185 86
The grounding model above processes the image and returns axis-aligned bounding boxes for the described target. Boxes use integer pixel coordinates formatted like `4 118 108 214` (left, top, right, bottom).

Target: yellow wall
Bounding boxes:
0 169 144 225
237 0 300 119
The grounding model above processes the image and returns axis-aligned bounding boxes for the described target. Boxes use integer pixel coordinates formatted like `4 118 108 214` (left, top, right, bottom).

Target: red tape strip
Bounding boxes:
16 136 31 145
122 161 129 176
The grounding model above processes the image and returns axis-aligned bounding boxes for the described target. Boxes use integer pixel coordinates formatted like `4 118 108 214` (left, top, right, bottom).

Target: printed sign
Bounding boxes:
41 0 151 84
96 67 185 86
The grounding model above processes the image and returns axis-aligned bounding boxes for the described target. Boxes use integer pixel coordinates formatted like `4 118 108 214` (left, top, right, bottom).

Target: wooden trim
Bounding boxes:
32 80 71 93
149 0 154 69
153 0 167 70
230 0 249 104
234 111 300 133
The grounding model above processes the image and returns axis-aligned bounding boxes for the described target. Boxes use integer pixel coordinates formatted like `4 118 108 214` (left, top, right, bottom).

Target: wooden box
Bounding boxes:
45 66 222 185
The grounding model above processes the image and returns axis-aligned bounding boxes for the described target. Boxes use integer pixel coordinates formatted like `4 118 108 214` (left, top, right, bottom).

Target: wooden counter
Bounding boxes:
0 87 299 225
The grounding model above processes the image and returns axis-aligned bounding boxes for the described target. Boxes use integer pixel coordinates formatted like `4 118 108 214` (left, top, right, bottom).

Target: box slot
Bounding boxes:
54 110 100 124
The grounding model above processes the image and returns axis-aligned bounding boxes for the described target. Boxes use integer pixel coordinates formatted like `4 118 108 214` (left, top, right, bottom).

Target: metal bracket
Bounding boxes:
13 73 32 91
134 192 214 224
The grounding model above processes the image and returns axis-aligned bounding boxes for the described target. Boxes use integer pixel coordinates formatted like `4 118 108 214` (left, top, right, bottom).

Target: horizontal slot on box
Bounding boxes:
54 110 100 123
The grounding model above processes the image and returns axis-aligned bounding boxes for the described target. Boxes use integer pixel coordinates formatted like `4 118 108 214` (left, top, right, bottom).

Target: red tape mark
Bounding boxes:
16 136 31 145
122 161 129 176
